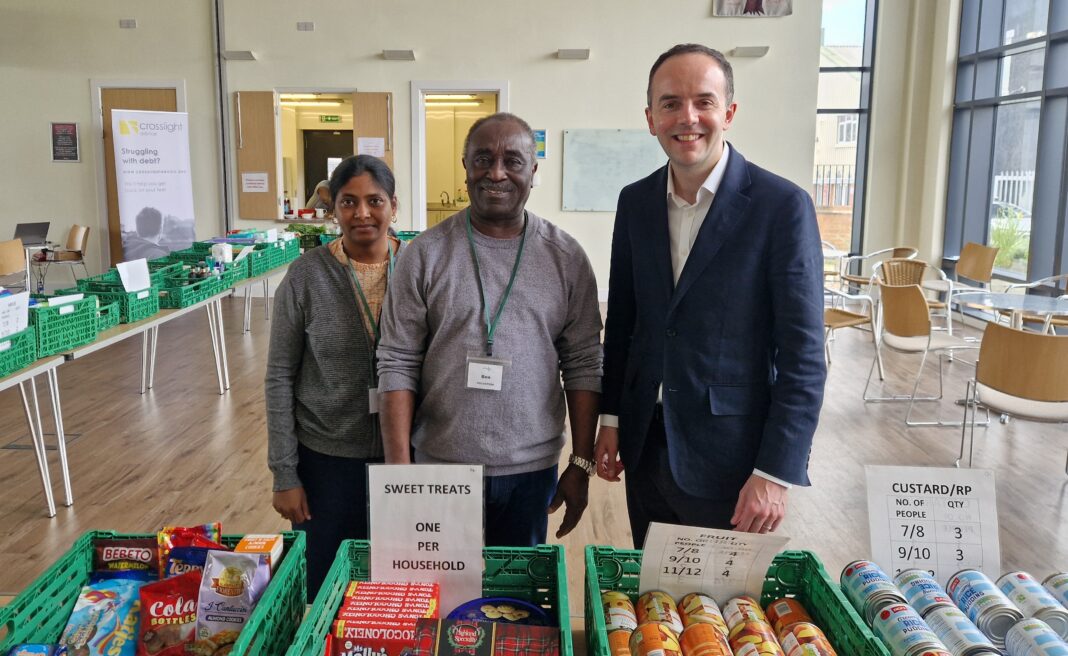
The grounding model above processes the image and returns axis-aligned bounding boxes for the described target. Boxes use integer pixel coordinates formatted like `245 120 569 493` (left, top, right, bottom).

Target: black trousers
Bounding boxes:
624 405 737 549
293 442 383 600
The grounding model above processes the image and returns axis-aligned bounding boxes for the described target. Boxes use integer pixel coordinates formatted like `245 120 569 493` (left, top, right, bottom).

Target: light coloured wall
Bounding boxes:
0 0 222 276
219 0 822 286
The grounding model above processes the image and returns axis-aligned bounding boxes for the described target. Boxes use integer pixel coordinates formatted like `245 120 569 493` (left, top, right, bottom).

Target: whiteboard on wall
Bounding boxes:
562 129 666 212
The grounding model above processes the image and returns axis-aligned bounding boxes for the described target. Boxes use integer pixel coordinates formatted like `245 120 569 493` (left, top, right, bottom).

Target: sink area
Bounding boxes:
425 202 470 212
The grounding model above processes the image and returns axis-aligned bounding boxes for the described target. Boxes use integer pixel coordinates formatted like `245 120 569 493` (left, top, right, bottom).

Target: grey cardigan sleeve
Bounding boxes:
556 246 604 392
265 274 305 491
376 243 428 393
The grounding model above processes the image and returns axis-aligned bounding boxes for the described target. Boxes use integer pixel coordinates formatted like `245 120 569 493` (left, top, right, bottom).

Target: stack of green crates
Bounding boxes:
74 278 159 323
0 326 37 377
0 530 307 656
158 271 225 309
583 546 890 656
29 295 99 356
287 540 574 656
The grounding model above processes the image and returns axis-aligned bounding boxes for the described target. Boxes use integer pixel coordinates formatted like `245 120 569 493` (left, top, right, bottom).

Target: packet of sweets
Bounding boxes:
157 525 223 579
137 571 201 656
92 537 158 583
61 579 142 656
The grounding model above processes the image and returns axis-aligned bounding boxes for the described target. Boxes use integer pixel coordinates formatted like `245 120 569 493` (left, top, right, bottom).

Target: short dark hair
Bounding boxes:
328 154 396 205
135 206 163 238
647 44 734 106
462 112 537 161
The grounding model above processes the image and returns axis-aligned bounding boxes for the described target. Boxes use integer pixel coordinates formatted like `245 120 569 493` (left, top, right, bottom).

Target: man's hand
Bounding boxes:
593 426 625 482
730 474 788 533
547 465 590 538
273 487 311 524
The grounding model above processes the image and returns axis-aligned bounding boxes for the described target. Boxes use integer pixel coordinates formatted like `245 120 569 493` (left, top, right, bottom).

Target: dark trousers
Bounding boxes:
484 465 558 547
625 405 737 549
293 442 383 600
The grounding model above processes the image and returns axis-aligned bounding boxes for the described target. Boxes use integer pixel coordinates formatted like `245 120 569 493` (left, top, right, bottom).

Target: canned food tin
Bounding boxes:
871 603 945 655
723 595 769 630
908 650 954 656
998 572 1068 640
765 598 814 637
729 619 785 656
1043 573 1068 609
609 629 634 656
947 569 1024 648
679 622 732 656
842 560 909 624
678 593 729 638
630 622 683 656
604 591 640 633
895 569 955 618
922 604 997 654
637 590 684 635
1005 617 1068 656
779 621 837 656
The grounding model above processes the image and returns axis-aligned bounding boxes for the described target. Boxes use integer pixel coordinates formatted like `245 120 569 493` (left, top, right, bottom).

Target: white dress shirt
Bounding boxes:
600 144 791 489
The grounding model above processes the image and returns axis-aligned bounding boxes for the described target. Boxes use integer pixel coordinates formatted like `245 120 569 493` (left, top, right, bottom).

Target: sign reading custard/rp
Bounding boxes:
713 0 793 16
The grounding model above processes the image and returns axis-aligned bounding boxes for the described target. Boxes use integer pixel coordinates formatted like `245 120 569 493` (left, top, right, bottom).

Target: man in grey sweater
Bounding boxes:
377 113 602 546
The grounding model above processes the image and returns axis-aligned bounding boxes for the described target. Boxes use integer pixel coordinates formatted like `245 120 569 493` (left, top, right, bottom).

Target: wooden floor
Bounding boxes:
2 296 1067 624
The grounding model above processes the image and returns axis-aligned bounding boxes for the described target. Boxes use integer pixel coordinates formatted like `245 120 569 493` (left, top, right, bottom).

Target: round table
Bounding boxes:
953 291 1068 329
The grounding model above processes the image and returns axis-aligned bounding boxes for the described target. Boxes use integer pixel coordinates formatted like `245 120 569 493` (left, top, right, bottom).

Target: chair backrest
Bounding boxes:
957 242 999 283
66 224 90 252
875 258 928 286
891 246 918 259
976 322 1068 402
878 283 931 338
0 238 26 277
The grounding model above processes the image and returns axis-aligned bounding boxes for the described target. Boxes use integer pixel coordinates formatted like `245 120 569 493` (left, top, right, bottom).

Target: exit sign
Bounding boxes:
320 115 341 123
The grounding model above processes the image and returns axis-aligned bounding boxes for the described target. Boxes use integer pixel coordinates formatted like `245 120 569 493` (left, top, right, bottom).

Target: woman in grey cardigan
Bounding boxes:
265 155 402 597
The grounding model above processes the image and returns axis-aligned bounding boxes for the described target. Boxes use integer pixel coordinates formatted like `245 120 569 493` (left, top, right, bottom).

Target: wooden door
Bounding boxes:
234 91 280 220
101 88 178 266
352 92 394 168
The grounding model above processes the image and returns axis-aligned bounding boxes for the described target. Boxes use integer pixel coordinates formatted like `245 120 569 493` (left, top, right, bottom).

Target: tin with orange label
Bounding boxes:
729 619 785 655
603 591 639 633
765 598 813 637
779 622 837 656
734 640 788 656
678 593 729 637
608 629 633 656
637 590 684 635
630 622 682 656
679 622 732 656
724 596 769 630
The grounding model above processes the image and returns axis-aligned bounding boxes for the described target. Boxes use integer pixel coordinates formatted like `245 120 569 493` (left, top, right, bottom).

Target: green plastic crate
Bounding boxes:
319 234 338 246
397 230 421 242
96 300 121 333
250 243 282 276
287 540 574 656
158 273 225 309
583 546 890 656
89 286 160 323
0 529 307 656
29 296 99 356
0 326 37 378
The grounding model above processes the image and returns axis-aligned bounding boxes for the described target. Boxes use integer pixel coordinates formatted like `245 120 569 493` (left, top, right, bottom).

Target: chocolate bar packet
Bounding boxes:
92 538 158 583
137 570 201 656
190 551 270 656
157 524 221 579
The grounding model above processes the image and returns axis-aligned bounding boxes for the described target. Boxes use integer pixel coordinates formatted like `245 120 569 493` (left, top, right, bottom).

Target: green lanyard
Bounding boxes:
466 209 527 357
346 240 395 348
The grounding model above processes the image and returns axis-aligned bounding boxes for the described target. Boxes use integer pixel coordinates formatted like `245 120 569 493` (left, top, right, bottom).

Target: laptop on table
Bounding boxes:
13 222 49 247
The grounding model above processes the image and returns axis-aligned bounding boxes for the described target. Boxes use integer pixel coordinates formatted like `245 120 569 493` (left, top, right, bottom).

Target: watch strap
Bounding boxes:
568 453 595 477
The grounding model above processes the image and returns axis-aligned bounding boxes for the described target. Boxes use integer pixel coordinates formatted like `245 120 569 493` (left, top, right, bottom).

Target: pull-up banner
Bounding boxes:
111 110 196 260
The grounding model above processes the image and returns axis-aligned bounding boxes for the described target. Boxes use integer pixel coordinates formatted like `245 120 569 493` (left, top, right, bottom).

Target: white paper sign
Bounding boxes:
866 465 1000 582
241 172 269 192
0 292 30 339
265 229 278 242
234 246 253 262
357 137 386 158
639 523 790 602
117 258 151 292
369 464 484 615
47 293 84 307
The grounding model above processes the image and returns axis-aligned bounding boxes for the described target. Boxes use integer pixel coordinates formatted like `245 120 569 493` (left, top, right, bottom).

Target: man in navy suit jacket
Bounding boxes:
595 44 827 548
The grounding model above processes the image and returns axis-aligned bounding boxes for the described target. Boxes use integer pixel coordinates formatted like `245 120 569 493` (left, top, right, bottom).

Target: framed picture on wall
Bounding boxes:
51 122 80 162
713 0 793 17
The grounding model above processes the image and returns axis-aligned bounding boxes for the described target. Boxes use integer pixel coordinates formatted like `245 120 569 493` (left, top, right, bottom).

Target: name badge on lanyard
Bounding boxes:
465 354 511 392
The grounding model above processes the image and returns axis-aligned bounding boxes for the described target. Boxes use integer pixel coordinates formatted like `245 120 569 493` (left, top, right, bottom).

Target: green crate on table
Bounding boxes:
319 234 338 246
158 273 225 309
584 546 890 656
288 540 574 656
0 326 37 378
250 242 284 276
96 300 121 332
29 295 99 356
148 258 184 284
0 530 306 656
397 230 421 242
89 286 160 323
281 237 300 263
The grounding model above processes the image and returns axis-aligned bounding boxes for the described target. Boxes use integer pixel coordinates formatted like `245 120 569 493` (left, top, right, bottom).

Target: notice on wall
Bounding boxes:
638 523 789 602
369 464 483 614
241 172 269 192
533 129 547 159
0 292 30 340
357 137 385 158
866 465 1000 582
51 122 80 162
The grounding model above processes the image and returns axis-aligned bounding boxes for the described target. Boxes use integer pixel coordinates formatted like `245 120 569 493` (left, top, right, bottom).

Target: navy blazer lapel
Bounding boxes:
632 166 674 302
669 147 752 314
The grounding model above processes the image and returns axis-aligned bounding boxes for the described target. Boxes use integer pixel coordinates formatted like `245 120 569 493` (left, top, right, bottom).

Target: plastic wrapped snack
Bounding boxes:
61 579 142 656
156 524 221 579
189 551 270 656
137 571 202 656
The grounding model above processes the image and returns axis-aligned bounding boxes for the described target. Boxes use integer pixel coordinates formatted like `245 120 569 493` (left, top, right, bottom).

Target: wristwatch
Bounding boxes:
568 453 596 477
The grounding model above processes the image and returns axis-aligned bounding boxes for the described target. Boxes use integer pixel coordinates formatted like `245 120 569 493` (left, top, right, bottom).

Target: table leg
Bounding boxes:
140 331 149 394
214 300 231 391
205 304 225 395
263 279 270 321
1011 311 1023 330
20 379 56 517
47 367 72 506
242 285 252 334
148 326 159 389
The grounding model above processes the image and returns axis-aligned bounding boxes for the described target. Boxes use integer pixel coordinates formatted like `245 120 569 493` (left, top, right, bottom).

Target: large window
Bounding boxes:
945 0 1068 280
812 0 877 252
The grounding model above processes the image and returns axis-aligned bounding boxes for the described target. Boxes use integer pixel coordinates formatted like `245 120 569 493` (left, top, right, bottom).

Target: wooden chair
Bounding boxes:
0 238 29 292
863 282 979 427
824 286 883 378
872 258 953 334
839 246 918 291
958 322 1068 472
33 225 90 288
922 242 999 333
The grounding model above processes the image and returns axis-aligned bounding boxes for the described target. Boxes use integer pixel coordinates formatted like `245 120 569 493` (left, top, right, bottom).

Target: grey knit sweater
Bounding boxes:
265 246 387 491
377 211 603 476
